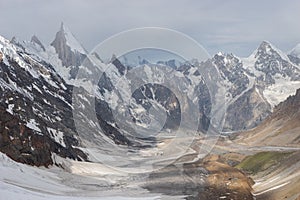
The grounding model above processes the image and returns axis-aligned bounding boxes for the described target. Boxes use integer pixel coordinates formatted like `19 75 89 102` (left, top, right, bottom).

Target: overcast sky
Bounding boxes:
0 0 299 57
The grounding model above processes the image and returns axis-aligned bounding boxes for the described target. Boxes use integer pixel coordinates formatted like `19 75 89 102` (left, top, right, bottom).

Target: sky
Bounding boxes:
0 0 299 57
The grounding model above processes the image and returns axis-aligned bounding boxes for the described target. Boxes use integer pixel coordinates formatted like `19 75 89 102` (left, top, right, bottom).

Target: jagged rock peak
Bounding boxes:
51 22 86 54
50 22 87 67
30 35 45 51
10 36 19 44
255 40 290 61
60 21 64 31
256 40 275 54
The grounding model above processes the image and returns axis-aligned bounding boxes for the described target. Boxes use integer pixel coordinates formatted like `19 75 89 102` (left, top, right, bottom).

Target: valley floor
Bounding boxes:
1 135 300 200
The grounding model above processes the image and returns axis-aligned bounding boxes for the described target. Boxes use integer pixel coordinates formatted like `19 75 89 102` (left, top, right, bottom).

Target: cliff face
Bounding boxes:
50 23 86 68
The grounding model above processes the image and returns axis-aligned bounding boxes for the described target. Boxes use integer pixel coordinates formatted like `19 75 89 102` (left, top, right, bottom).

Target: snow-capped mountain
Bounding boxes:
243 41 300 107
208 41 300 131
103 40 300 133
1 24 300 166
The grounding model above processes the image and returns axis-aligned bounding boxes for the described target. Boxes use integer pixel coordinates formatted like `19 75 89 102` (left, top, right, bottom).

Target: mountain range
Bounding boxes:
1 23 300 166
1 23 300 200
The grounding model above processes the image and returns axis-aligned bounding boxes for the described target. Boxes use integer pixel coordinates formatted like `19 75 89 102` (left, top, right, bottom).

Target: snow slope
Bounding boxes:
0 153 161 200
61 23 86 55
289 43 300 57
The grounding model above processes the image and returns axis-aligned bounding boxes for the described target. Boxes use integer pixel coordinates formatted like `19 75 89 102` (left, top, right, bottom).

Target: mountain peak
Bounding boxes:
261 40 271 45
255 40 290 61
10 36 18 44
50 23 87 67
257 40 273 52
51 23 86 55
30 35 45 51
60 22 64 31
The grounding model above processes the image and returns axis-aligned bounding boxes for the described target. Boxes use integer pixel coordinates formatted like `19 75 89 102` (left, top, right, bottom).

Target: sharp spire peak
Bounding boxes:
60 22 65 31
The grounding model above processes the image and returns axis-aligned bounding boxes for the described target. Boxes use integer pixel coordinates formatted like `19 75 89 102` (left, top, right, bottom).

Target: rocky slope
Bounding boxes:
0 35 87 166
233 88 300 146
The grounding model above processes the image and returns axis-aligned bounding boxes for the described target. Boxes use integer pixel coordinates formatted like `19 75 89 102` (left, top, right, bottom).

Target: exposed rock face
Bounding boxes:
95 60 212 137
106 41 300 134
0 35 87 166
156 59 179 69
223 87 271 131
272 88 300 120
0 107 52 166
212 53 250 98
50 23 86 67
0 52 3 62
111 55 127 75
0 106 87 167
254 41 300 83
131 83 181 130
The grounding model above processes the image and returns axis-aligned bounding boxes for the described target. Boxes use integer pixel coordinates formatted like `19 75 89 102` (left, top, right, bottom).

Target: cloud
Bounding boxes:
0 0 299 56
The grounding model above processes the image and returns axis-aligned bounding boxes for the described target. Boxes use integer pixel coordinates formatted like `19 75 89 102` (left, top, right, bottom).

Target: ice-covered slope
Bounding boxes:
0 153 160 200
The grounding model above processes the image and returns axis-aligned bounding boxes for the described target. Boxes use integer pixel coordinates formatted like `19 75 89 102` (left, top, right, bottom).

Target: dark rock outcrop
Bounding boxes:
0 107 87 167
